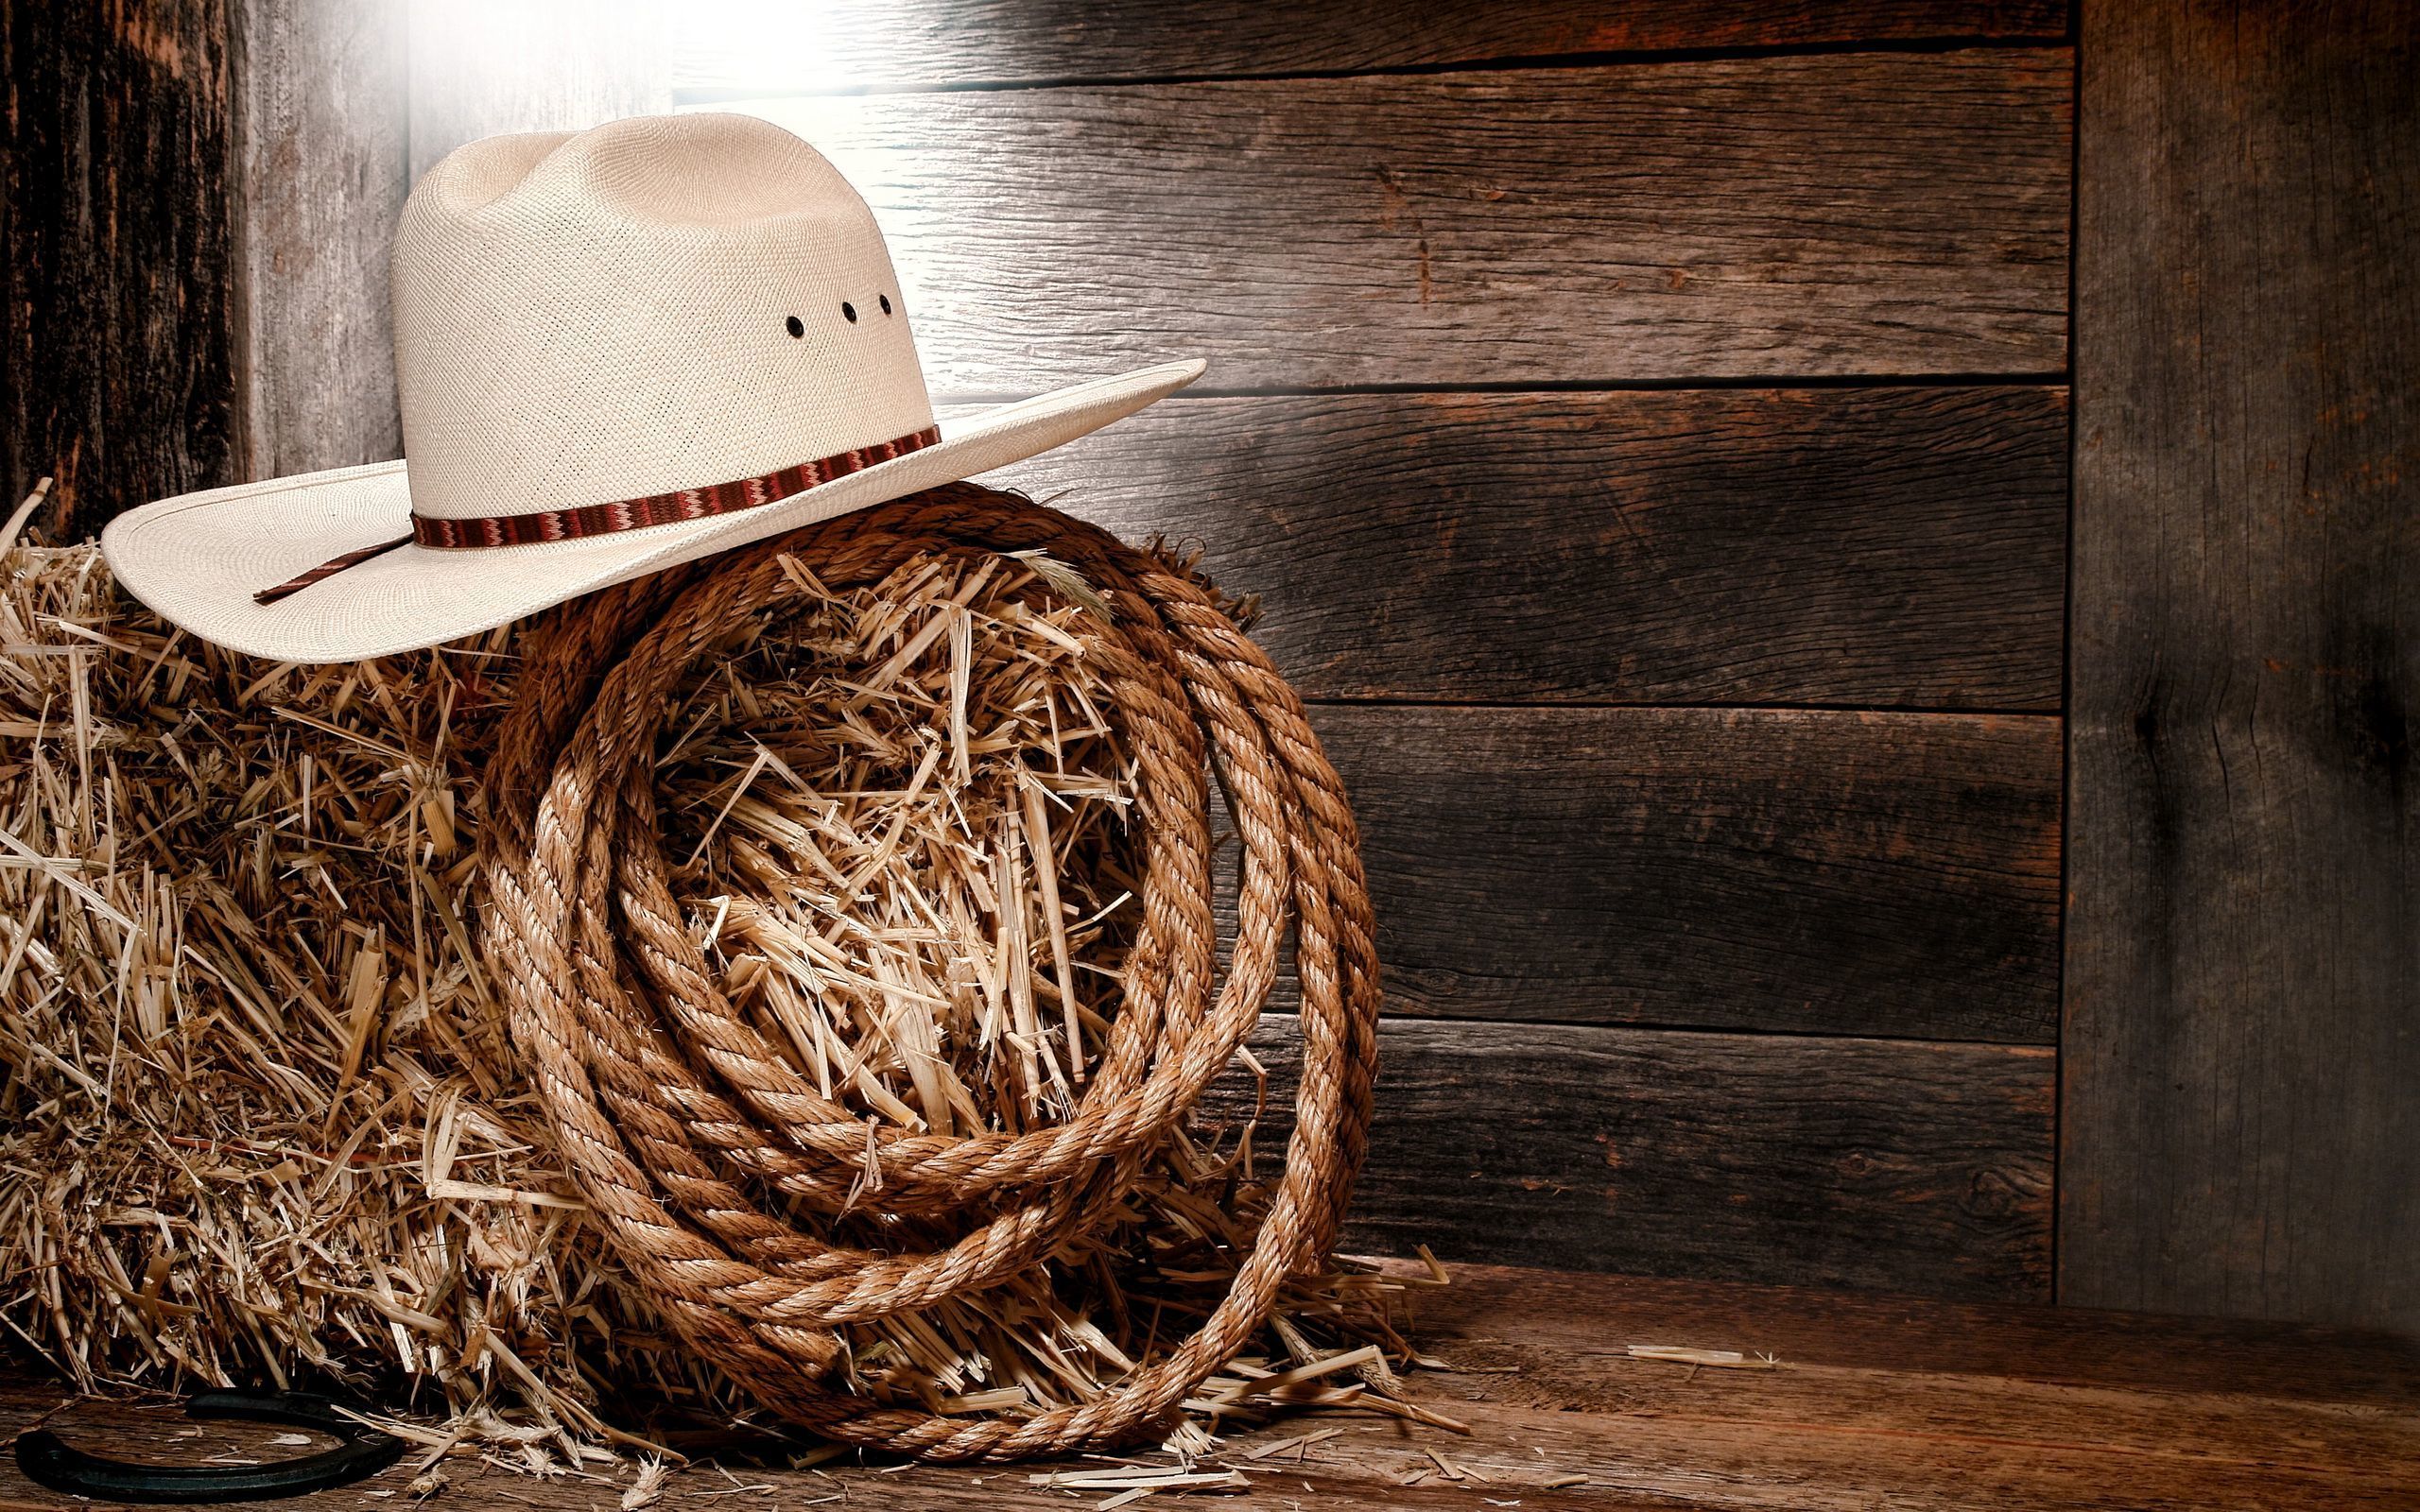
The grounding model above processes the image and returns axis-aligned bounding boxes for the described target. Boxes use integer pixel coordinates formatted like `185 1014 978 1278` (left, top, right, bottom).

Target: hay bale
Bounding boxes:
0 523 1411 1459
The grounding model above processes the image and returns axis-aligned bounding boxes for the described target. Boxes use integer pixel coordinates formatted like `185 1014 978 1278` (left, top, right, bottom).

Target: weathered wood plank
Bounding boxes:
5 1261 2408 1509
1294 706 2060 1042
956 386 2069 709
2062 1 2420 1332
404 0 672 182
232 0 408 479
1380 1279 2420 1502
672 0 2072 94
0 0 243 540
1409 1264 2420 1405
741 49 2072 392
1380 1391 2419 1511
1214 1020 2054 1298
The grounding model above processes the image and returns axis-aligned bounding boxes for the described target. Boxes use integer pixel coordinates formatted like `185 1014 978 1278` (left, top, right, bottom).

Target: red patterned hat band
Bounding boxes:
254 424 942 607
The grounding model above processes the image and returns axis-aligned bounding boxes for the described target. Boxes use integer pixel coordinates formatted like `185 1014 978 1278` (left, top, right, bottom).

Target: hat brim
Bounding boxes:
100 358 1203 663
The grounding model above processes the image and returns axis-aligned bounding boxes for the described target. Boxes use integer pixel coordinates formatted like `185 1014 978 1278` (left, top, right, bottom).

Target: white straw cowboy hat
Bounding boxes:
101 112 1202 662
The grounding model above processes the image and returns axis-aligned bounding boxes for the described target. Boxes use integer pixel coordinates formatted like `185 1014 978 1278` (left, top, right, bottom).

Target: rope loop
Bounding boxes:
479 484 1381 1459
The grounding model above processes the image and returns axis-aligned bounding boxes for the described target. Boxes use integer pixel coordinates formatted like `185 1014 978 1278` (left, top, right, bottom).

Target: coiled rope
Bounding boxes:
479 484 1382 1460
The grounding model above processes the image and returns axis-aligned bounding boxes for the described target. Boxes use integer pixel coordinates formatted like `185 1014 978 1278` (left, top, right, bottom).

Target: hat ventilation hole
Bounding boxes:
841 301 858 323
784 315 804 338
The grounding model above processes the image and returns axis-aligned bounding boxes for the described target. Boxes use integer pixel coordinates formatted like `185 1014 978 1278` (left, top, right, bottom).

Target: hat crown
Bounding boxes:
390 113 933 522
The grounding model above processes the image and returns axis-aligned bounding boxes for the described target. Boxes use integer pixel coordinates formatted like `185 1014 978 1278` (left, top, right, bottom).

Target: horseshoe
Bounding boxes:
15 1390 407 1503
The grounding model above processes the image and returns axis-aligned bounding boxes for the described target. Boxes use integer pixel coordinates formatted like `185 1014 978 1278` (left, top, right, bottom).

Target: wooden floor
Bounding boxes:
0 1262 2411 1510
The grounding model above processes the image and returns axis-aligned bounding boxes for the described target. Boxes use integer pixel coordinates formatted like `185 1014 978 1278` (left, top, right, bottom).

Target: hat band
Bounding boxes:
253 424 943 608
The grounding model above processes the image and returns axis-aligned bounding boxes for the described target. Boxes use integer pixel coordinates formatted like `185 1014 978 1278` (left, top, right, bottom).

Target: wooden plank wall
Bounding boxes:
679 3 2076 1301
20 0 2417 1332
2064 0 2419 1332
60 0 2077 1304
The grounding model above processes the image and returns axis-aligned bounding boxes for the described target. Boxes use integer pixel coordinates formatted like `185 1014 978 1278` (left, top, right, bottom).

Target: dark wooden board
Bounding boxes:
12 1260 2407 1511
0 0 243 540
742 49 2073 393
957 386 2069 709
233 0 408 478
1212 1018 2053 1298
2061 1 2420 1332
672 1 2072 94
1294 705 2060 1042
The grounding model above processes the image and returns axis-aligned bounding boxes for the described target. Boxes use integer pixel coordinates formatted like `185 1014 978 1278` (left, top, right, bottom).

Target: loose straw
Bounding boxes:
0 481 1397 1462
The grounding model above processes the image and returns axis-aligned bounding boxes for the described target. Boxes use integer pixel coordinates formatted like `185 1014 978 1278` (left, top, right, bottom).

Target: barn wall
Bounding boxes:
7 0 2078 1303
20 0 2415 1332
397 0 2078 1300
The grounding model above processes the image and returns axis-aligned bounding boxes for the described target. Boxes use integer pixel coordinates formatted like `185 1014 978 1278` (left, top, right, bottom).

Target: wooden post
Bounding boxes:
2064 0 2419 1330
229 0 409 479
0 0 244 540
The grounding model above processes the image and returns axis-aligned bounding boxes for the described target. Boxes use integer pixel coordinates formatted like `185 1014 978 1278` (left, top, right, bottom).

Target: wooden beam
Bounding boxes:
742 49 2073 391
1215 1018 2053 1299
2063 0 2420 1331
0 0 244 541
670 0 2072 94
959 386 2069 709
1296 705 2060 1042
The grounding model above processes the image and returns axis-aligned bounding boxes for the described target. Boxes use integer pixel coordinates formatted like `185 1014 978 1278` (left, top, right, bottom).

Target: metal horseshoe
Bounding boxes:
14 1390 407 1503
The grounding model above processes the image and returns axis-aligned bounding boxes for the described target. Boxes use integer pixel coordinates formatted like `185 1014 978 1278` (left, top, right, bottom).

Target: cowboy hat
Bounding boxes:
100 112 1202 662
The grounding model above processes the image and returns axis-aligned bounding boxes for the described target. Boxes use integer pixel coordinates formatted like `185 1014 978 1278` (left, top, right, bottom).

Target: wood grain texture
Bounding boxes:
957 386 2069 708
0 0 243 541
742 49 2073 392
672 0 2071 94
233 0 407 478
1411 1263 2420 1405
1295 705 2060 1041
1213 1018 2053 1298
5 1262 2408 1509
2062 1 2420 1332
404 0 672 182
1398 1274 2420 1497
